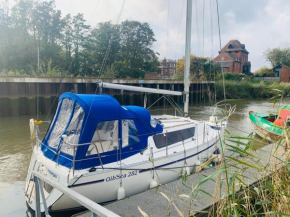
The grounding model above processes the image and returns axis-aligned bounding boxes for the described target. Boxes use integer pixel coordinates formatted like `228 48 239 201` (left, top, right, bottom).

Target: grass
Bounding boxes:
208 134 290 216
215 79 290 99
0 60 69 78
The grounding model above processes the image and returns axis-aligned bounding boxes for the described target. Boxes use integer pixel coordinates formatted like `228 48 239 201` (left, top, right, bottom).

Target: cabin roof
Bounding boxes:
59 92 121 121
42 92 163 169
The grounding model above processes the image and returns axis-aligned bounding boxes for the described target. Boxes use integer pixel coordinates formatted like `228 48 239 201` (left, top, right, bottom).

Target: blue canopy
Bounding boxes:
41 92 163 169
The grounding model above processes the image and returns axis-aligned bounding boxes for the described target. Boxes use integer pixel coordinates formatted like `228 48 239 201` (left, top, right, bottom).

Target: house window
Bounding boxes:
275 68 281 77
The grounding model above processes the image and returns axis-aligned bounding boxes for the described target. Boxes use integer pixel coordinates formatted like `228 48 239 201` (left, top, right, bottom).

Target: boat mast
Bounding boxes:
184 0 192 117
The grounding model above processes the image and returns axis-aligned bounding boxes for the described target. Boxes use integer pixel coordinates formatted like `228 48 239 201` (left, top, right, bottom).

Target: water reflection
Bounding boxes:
0 99 287 217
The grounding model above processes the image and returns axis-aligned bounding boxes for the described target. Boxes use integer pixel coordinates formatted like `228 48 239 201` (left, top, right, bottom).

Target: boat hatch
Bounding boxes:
274 106 290 127
41 92 163 170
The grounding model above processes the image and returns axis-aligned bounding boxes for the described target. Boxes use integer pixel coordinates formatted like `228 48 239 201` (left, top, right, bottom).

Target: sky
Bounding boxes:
42 0 290 71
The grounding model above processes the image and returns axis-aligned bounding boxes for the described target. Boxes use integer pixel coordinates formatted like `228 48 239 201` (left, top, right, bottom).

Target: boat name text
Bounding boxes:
105 170 138 182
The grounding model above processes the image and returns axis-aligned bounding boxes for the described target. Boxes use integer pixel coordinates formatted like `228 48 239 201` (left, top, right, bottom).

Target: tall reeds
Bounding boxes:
153 130 290 217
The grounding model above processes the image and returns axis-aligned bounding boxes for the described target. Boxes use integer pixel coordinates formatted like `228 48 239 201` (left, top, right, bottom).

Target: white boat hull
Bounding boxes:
52 140 218 211
25 120 224 212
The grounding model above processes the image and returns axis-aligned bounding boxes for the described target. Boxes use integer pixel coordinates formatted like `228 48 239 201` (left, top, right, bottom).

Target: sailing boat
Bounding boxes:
25 0 227 212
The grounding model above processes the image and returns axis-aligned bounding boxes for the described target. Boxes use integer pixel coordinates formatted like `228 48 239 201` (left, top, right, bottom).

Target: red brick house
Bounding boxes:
272 64 290 82
214 40 251 74
158 58 176 77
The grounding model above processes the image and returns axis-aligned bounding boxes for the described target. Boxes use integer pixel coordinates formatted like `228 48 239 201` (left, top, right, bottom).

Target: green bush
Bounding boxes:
215 80 290 99
217 72 245 81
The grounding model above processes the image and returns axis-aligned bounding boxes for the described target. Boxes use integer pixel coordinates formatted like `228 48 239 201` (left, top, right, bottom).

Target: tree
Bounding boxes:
177 55 210 75
0 1 37 72
62 14 73 70
264 47 290 67
203 60 221 80
82 20 159 78
116 20 159 78
31 1 65 69
0 2 159 78
71 13 90 75
81 22 120 76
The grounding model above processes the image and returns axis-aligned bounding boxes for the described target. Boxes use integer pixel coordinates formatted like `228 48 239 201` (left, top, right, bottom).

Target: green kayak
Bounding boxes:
249 105 290 141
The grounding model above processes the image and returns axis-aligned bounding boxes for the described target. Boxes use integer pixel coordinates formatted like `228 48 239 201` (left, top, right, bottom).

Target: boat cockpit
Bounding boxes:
41 93 163 170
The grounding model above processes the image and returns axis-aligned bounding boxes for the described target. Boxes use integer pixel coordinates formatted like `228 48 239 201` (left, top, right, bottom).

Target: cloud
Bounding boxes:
54 0 290 71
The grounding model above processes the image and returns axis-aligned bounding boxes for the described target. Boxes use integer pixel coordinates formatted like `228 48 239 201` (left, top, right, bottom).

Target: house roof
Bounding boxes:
219 40 249 54
273 63 290 70
159 58 176 63
214 52 238 62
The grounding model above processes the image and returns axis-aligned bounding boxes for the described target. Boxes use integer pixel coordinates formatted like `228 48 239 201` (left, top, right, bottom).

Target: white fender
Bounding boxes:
150 179 158 189
182 166 191 176
29 119 35 139
117 186 125 200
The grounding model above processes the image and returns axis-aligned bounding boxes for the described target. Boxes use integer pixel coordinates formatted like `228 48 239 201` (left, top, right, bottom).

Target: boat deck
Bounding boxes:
154 115 196 129
73 143 283 217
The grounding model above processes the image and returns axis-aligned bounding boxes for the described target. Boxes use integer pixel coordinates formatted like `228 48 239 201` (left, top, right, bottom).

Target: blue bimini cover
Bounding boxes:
41 92 163 169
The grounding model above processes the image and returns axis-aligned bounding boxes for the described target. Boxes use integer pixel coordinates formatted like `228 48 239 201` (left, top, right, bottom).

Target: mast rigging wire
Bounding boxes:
215 0 226 100
209 0 217 103
194 0 200 56
45 0 103 121
202 0 205 56
165 0 170 59
174 0 185 61
82 0 126 136
98 0 126 78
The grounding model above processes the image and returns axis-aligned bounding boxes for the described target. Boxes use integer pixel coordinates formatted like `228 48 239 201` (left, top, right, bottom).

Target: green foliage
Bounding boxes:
159 127 290 216
119 20 158 73
215 79 290 99
218 72 245 81
72 13 90 75
173 73 184 80
100 66 116 79
176 55 221 79
0 1 159 78
254 66 274 77
264 47 290 67
81 22 120 76
33 59 68 77
112 61 145 78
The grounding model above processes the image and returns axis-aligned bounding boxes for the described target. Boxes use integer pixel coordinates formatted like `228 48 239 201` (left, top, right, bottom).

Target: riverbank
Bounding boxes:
1 100 289 217
215 79 290 99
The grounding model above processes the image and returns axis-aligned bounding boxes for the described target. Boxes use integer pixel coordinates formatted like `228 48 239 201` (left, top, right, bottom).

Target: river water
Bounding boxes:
0 99 286 217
